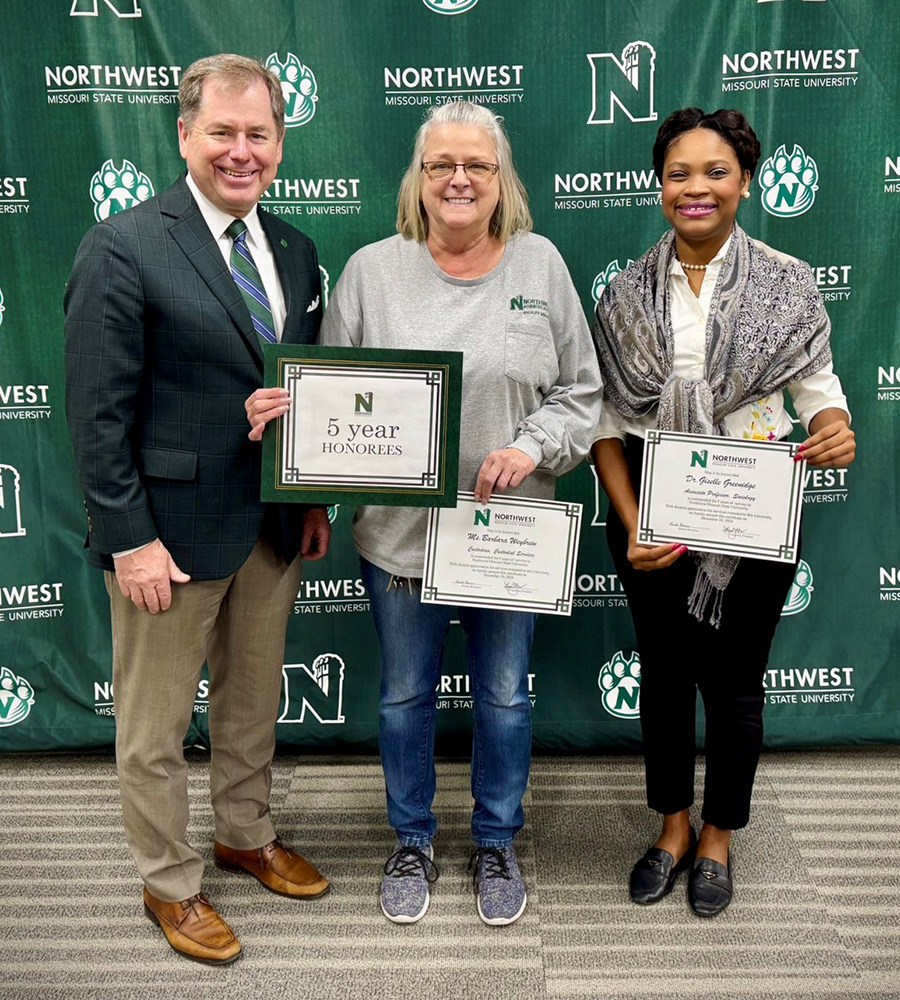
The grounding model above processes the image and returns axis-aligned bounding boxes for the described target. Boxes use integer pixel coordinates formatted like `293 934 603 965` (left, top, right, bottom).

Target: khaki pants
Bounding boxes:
106 538 303 901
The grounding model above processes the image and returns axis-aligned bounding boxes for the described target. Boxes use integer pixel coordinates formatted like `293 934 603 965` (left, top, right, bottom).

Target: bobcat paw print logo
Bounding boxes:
0 666 35 728
598 650 641 719
326 504 339 524
265 53 318 128
422 0 480 13
591 259 635 305
90 159 154 222
781 559 814 616
758 144 819 218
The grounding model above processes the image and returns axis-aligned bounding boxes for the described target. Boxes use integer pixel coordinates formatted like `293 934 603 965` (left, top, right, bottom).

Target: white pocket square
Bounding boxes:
306 295 320 313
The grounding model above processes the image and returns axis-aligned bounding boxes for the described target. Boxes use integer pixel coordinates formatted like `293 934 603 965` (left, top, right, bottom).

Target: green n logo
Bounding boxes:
691 450 708 468
278 655 345 724
774 183 800 209
509 296 524 310
354 392 373 414
614 684 640 713
587 42 657 125
474 509 491 526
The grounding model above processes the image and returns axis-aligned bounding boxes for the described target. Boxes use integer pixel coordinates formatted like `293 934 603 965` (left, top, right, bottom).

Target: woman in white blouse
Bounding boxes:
591 108 855 917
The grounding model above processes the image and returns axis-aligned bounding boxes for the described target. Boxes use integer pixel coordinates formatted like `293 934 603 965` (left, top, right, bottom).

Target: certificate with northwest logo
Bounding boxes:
262 345 462 506
637 431 805 562
421 493 583 615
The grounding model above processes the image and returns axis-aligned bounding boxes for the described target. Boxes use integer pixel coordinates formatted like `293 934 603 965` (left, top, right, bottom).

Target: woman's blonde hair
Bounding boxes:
396 101 532 243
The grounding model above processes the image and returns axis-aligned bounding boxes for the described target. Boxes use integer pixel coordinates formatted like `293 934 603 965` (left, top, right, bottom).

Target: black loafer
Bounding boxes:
629 830 697 905
688 854 733 917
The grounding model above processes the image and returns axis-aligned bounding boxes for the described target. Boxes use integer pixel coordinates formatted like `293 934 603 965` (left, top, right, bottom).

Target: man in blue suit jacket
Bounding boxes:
65 55 330 965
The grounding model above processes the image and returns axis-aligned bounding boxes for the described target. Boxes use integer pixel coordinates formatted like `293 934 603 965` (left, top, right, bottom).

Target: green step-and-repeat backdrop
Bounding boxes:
1 0 898 755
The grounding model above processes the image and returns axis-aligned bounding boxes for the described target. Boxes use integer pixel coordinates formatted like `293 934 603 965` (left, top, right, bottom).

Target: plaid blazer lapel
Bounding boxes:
260 209 322 346
163 181 265 369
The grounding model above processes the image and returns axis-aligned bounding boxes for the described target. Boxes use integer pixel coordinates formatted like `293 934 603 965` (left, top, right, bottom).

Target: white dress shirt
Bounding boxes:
185 172 287 340
595 235 850 443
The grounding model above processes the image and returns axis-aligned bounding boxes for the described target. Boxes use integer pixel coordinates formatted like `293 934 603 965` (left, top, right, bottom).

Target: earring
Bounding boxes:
741 190 751 200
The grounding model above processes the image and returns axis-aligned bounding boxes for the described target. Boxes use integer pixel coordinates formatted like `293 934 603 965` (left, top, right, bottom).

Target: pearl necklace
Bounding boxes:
677 258 709 271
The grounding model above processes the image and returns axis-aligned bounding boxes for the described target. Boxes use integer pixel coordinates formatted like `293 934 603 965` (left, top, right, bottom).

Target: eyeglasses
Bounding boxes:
421 161 499 181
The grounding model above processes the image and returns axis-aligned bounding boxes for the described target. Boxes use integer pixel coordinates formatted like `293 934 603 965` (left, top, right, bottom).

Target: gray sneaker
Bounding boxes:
469 846 527 926
380 843 438 924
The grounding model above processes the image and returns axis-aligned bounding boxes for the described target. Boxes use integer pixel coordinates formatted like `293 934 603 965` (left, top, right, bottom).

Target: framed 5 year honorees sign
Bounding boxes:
262 345 462 506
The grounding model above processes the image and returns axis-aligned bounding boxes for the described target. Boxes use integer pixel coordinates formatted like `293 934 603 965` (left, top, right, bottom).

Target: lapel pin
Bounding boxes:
280 238 288 248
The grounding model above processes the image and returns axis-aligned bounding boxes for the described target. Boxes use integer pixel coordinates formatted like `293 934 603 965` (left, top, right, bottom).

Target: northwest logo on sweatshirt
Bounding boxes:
509 295 548 318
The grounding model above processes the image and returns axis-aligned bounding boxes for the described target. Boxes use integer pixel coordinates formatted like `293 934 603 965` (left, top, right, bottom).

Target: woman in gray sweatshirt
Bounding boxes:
320 100 601 928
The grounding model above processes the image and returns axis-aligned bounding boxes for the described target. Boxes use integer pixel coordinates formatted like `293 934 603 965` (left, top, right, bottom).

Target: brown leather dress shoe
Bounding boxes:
214 838 330 899
142 888 241 965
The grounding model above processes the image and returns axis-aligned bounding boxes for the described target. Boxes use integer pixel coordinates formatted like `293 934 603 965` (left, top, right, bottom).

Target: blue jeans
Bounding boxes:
361 557 536 849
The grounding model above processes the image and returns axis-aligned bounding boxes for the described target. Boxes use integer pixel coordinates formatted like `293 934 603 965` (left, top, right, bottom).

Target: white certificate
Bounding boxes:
637 431 805 562
421 493 583 615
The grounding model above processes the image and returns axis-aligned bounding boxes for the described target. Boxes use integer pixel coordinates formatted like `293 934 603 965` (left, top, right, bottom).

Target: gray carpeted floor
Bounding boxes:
1 748 898 1000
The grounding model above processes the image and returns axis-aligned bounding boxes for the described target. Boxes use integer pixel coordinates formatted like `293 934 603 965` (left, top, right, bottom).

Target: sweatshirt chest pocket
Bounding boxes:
504 321 558 390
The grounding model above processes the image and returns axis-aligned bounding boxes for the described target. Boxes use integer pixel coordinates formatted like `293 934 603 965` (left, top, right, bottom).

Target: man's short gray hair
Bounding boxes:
179 54 285 137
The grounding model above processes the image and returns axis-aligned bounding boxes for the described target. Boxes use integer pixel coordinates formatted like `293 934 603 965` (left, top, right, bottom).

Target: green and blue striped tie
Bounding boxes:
226 218 277 344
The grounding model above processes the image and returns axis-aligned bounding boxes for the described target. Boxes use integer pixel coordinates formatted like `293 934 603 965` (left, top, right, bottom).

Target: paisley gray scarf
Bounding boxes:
593 224 832 626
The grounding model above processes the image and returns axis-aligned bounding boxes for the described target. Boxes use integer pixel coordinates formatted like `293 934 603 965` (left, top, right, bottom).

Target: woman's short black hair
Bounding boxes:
652 107 762 181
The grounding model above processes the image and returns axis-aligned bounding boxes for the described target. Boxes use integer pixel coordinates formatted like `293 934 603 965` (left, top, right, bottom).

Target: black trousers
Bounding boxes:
607 436 799 830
